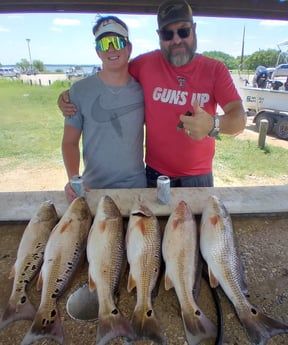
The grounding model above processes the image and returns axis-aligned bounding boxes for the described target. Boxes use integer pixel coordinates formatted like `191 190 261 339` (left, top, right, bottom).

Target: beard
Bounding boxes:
161 35 197 67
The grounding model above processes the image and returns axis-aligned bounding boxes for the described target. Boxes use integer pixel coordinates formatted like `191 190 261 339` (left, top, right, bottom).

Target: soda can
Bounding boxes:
70 175 86 197
157 175 170 205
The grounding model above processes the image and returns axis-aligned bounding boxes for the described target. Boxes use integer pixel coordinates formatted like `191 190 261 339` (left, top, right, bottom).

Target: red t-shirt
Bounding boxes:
129 51 241 177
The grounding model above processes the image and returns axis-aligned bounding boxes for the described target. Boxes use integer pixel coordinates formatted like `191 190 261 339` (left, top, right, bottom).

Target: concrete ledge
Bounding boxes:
1 185 288 222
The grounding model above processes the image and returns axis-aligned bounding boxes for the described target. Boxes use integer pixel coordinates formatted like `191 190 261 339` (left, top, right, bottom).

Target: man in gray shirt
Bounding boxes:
62 16 146 202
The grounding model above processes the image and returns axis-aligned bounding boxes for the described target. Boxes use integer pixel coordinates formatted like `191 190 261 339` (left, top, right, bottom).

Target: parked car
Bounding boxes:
66 66 85 79
272 64 288 78
0 67 20 78
25 67 39 75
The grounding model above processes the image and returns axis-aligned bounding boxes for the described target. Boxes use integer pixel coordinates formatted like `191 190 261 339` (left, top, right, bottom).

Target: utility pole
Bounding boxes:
26 38 32 72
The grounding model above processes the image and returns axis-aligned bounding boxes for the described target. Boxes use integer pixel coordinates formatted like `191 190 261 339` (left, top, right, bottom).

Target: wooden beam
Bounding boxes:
1 186 288 222
0 0 288 20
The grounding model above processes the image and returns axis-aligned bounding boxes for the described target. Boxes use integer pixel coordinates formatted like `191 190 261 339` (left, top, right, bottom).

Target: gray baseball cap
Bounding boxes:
157 0 193 30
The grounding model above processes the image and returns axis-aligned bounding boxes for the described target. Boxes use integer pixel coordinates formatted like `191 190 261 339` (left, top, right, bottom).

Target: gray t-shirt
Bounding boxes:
65 73 146 189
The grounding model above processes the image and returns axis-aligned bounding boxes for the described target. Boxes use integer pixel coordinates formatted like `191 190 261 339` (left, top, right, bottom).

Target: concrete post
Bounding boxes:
258 119 268 148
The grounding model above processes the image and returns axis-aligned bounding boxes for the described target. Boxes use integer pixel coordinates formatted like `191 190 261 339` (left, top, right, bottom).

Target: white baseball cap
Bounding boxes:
94 18 129 41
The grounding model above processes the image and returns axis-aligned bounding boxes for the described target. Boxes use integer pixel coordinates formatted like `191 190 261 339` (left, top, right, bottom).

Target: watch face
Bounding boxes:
209 128 219 137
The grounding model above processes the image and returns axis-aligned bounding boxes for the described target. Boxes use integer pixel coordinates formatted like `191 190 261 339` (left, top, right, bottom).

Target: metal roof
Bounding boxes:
1 0 288 20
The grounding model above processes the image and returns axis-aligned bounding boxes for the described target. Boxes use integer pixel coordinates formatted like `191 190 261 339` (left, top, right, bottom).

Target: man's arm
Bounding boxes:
58 90 77 117
62 125 81 203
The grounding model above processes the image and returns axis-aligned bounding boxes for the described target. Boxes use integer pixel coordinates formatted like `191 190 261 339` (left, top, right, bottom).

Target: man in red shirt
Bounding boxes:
58 0 246 187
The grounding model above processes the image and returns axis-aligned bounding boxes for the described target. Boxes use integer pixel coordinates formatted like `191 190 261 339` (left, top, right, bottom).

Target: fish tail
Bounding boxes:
96 309 136 345
182 307 217 345
0 295 36 330
131 306 166 344
20 306 64 345
238 307 288 345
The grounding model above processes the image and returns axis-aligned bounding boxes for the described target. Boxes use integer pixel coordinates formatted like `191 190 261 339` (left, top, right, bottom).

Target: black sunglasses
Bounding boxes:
158 27 192 41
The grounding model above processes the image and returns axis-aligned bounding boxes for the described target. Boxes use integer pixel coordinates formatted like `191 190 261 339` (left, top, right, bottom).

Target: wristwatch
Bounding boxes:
208 114 220 137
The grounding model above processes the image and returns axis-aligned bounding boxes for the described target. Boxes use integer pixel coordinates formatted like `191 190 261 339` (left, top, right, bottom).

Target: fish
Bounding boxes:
126 200 166 344
20 196 92 345
200 195 288 345
162 200 216 345
0 200 58 327
86 195 136 345
0 200 58 330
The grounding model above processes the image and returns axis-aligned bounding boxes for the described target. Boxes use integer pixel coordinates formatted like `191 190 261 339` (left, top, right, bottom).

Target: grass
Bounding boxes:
214 135 288 183
0 78 288 184
0 78 70 167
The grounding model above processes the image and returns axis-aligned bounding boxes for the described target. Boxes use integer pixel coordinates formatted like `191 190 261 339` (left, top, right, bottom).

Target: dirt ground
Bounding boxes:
1 116 287 193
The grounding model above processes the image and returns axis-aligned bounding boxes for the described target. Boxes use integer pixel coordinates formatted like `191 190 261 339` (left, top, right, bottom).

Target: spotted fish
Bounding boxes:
87 195 136 345
0 200 58 330
162 200 216 345
126 200 165 344
200 195 288 345
20 197 92 345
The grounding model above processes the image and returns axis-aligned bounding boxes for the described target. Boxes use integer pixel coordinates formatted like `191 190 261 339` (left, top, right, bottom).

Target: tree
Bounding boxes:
16 58 30 72
202 50 238 70
241 49 279 70
33 60 45 72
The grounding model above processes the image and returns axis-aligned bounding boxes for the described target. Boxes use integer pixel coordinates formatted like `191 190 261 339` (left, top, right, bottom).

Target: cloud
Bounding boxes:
260 20 288 27
53 18 81 26
0 26 10 32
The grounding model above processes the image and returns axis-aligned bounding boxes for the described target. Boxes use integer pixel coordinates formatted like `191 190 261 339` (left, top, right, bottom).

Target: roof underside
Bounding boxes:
1 0 288 20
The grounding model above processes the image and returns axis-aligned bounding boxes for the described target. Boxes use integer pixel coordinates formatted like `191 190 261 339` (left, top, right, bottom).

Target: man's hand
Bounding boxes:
179 101 214 140
64 182 77 203
58 90 77 117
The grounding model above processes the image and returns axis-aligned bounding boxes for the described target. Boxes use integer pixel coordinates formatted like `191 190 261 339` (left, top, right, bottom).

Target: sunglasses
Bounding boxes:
96 36 127 52
158 27 192 41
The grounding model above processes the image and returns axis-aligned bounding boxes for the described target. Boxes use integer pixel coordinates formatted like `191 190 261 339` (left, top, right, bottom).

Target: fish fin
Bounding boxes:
127 272 136 293
238 306 288 345
60 218 73 233
209 215 219 226
131 306 166 344
182 308 216 345
0 295 36 330
36 270 43 291
20 306 64 345
88 273 97 292
164 273 174 290
96 308 136 345
208 268 219 288
8 265 16 279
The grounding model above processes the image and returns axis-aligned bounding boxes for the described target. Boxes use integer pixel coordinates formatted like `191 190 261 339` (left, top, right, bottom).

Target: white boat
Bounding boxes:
241 86 288 113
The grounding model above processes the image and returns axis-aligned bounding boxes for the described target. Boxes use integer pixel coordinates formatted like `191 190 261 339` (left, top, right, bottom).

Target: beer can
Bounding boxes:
70 175 86 197
157 175 170 204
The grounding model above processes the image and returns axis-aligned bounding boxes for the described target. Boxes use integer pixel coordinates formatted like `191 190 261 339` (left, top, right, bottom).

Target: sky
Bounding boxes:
0 12 288 66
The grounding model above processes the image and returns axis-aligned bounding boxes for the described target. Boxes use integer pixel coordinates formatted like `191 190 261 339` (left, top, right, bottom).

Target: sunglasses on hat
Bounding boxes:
96 36 127 52
158 27 192 41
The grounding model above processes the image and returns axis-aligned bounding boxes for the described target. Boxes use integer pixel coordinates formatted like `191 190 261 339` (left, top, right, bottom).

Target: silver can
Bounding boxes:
70 175 86 197
157 175 170 205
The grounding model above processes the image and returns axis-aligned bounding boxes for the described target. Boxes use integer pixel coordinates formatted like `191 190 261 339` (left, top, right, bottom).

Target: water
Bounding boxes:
2 64 101 75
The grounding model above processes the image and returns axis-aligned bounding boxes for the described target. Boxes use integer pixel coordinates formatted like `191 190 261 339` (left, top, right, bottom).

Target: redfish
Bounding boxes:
126 200 165 344
162 200 216 345
87 195 136 345
21 196 92 345
200 195 288 345
0 200 58 330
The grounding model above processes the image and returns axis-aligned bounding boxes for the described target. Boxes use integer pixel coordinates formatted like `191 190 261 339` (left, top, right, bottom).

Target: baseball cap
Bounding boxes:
94 18 129 41
157 0 193 30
